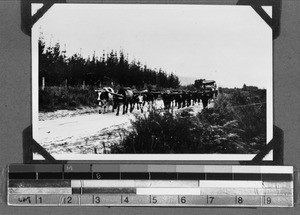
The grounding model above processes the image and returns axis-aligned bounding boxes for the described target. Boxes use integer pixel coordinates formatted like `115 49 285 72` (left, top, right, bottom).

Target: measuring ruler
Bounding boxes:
6 164 294 207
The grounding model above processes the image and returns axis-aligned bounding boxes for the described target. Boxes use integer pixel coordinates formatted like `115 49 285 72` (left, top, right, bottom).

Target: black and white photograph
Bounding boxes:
32 4 273 160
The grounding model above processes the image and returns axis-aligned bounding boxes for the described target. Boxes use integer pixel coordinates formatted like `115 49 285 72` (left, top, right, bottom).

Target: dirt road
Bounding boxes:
38 111 135 154
37 100 211 155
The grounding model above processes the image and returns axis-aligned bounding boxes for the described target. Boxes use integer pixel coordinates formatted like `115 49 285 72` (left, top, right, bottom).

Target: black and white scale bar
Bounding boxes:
64 172 93 179
9 173 37 180
8 172 294 181
8 165 294 181
72 187 136 194
9 180 71 188
121 172 150 180
93 172 120 180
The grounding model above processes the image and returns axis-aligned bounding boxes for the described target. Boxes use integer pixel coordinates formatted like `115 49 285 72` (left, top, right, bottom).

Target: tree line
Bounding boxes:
38 38 180 89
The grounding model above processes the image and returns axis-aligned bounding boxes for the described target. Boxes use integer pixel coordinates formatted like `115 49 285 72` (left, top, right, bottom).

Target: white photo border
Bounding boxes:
31 3 273 161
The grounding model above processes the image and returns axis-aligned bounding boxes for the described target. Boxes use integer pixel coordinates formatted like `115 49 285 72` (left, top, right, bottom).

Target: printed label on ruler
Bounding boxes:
8 195 36 205
121 195 149 204
36 195 56 205
263 196 294 207
92 195 121 205
178 195 207 205
59 195 80 205
234 196 262 206
206 195 236 205
149 195 178 205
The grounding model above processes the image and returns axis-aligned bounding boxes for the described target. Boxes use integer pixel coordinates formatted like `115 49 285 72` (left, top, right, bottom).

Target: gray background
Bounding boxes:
0 0 299 214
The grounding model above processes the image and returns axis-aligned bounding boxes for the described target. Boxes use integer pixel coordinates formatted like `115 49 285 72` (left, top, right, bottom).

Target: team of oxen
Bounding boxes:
95 87 217 116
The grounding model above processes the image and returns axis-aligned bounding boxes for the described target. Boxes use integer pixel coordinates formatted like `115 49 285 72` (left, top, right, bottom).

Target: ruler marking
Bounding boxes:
62 165 64 180
260 173 262 182
7 164 295 207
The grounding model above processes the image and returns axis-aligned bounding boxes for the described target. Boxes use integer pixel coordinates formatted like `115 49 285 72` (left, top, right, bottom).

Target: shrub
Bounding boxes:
111 110 262 154
111 87 266 154
39 86 98 112
111 109 205 153
199 88 266 152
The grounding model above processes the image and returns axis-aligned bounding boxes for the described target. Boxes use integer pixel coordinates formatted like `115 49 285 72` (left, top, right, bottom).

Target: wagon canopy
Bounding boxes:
202 80 216 85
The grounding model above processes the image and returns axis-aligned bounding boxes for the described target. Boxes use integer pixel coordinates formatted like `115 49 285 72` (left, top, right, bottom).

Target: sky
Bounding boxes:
33 4 272 88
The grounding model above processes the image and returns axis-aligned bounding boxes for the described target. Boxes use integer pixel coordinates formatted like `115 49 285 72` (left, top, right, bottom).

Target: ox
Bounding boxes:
173 92 183 109
96 87 114 114
114 87 134 116
161 90 173 110
140 90 158 111
140 91 153 107
133 93 145 113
